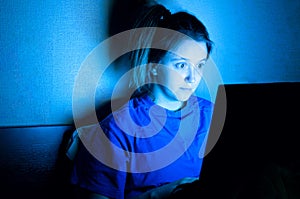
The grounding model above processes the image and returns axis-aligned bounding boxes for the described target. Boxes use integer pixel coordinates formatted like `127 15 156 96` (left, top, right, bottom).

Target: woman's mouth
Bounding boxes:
180 87 193 91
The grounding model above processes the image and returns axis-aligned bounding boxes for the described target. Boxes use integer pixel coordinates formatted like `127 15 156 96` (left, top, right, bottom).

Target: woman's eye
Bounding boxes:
175 63 187 69
197 63 204 69
197 62 206 69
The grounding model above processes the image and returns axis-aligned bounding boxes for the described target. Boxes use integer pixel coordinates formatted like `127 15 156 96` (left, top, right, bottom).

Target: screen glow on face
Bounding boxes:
153 39 208 104
169 53 207 77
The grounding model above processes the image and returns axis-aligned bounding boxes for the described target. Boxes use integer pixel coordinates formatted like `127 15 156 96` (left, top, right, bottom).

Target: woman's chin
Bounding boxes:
175 94 193 102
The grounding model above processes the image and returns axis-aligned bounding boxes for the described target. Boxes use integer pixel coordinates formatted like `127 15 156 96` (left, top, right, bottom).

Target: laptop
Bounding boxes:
170 82 300 198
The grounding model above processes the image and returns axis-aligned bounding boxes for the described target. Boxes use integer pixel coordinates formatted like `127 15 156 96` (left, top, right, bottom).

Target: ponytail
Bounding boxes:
129 4 171 95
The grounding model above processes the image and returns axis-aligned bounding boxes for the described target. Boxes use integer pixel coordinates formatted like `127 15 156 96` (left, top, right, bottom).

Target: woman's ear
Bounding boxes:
151 68 158 76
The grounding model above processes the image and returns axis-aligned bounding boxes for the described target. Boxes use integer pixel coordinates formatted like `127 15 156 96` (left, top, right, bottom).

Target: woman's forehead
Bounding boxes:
167 39 208 61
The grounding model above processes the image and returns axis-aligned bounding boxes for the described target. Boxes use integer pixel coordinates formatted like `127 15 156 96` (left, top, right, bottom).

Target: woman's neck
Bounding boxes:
149 86 185 111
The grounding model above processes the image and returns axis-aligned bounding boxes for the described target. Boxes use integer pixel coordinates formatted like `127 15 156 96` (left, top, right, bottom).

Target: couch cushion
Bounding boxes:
0 125 74 199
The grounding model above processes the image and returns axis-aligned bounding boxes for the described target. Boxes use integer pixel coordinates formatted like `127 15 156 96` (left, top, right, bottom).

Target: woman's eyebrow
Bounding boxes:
170 57 186 62
169 54 207 63
198 58 208 63
168 53 188 61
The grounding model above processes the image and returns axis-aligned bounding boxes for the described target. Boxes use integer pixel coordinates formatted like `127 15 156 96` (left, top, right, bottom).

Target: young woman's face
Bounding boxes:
153 39 208 104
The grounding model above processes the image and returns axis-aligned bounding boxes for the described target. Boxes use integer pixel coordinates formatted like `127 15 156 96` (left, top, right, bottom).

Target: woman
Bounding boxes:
70 2 214 199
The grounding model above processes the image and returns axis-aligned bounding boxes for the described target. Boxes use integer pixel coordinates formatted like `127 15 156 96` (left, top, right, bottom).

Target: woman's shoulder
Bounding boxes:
100 94 153 126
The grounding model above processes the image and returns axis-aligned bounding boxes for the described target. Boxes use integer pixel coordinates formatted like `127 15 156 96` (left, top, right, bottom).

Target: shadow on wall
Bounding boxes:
74 0 163 128
108 0 158 36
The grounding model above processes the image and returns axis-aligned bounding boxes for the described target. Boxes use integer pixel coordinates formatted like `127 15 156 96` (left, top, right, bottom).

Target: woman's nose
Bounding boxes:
185 65 196 83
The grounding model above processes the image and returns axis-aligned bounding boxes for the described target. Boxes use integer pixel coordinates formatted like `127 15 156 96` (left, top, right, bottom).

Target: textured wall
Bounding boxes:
0 0 300 126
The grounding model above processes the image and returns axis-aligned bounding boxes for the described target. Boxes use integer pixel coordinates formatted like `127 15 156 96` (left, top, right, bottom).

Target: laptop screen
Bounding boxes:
171 82 300 198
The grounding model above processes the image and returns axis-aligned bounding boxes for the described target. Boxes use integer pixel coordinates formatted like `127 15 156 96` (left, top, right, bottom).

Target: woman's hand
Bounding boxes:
131 177 198 199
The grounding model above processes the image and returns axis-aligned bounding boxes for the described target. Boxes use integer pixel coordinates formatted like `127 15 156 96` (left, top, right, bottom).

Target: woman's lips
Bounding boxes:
180 87 193 91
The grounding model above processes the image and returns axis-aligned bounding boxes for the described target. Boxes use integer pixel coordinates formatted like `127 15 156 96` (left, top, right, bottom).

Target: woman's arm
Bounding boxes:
88 193 111 199
131 177 198 199
74 187 111 199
